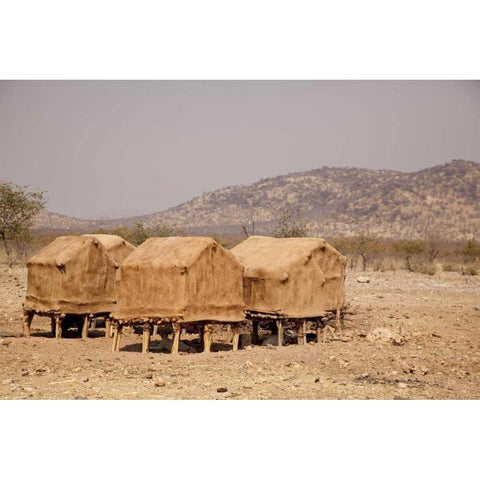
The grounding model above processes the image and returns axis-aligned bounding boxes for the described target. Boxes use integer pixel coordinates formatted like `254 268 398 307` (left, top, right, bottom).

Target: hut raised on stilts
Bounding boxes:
23 234 135 339
111 236 245 354
231 236 347 346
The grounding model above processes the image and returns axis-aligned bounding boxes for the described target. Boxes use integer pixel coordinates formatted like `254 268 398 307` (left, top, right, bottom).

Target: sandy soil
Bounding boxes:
1 265 479 399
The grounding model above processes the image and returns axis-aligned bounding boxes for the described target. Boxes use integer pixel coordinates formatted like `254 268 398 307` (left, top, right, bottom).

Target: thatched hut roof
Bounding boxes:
112 236 245 322
231 236 347 318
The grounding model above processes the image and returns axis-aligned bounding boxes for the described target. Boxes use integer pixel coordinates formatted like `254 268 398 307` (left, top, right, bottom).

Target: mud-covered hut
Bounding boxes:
23 234 135 339
111 236 245 354
231 236 347 345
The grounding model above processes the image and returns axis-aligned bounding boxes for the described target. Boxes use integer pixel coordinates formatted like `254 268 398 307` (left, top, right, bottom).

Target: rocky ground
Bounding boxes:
1 265 479 399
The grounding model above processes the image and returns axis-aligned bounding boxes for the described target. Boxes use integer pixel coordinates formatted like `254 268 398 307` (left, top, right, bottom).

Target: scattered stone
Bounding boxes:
356 276 370 283
145 373 153 379
82 377 89 382
203 382 212 387
314 378 320 383
74 396 87 400
245 345 253 350
244 360 254 369
154 379 166 387
2 379 14 385
366 328 406 345
217 387 228 393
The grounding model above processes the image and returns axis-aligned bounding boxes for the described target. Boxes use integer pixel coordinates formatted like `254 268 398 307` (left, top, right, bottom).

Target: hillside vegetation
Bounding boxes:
33 159 480 240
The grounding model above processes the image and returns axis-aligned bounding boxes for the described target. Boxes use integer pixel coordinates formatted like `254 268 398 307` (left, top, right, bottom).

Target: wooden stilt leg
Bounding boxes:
55 314 62 340
199 324 205 351
142 324 151 354
23 310 33 337
296 319 306 345
252 320 259 345
105 318 111 338
203 324 212 353
335 307 341 330
232 324 240 352
82 314 89 340
153 325 159 336
172 323 181 354
112 324 122 352
111 323 118 352
92 318 98 329
276 319 284 346
316 319 322 344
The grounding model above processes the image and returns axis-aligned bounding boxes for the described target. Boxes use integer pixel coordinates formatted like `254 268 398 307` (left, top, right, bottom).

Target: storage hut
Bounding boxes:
111 236 245 354
23 234 135 339
231 236 347 346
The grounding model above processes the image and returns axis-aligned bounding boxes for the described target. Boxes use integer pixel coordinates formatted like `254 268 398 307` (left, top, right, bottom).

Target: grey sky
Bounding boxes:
0 80 479 219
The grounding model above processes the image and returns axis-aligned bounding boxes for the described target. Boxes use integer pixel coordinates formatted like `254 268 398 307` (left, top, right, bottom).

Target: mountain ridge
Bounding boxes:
33 159 480 240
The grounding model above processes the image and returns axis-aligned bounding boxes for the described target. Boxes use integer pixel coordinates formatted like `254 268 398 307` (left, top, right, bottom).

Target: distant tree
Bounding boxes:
147 221 183 238
352 233 384 271
394 239 425 271
0 182 46 267
460 238 480 263
127 222 149 246
96 221 182 247
270 208 309 238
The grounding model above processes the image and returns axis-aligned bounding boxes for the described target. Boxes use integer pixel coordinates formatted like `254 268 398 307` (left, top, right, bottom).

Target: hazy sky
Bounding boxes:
1 80 479 219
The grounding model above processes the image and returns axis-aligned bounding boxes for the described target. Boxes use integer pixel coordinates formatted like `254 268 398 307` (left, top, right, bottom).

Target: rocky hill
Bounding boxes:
33 159 480 240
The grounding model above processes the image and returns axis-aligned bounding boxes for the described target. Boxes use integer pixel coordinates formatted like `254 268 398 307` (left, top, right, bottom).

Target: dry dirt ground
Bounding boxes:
1 265 479 400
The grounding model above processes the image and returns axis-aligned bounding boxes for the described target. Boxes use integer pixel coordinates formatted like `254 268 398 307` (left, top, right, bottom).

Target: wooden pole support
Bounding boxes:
105 318 111 338
252 320 259 345
153 325 159 336
142 323 151 354
276 319 284 347
82 315 89 340
316 319 322 344
111 324 118 352
199 324 205 351
112 324 122 352
296 319 306 345
203 324 212 353
23 311 33 337
232 324 240 352
172 323 181 354
335 307 341 331
55 314 62 340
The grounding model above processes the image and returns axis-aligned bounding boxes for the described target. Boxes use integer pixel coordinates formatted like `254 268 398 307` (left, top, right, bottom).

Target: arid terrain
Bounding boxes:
1 264 479 400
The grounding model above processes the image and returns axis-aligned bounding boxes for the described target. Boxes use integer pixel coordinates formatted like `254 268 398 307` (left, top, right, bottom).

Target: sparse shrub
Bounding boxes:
462 265 478 276
442 263 457 272
412 262 437 275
